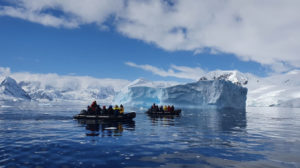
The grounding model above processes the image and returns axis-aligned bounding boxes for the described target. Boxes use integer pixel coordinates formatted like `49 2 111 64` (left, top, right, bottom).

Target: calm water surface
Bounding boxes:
0 104 299 168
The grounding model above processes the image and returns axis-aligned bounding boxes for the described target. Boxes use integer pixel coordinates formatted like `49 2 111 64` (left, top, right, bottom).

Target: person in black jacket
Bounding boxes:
95 105 101 115
159 106 164 112
102 105 107 115
108 105 113 115
170 105 175 113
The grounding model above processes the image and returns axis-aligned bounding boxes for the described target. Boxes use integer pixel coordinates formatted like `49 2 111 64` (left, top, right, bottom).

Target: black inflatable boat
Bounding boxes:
146 109 181 115
73 112 136 121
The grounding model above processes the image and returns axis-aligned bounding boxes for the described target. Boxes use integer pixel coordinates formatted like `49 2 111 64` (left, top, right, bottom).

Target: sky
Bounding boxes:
0 0 299 82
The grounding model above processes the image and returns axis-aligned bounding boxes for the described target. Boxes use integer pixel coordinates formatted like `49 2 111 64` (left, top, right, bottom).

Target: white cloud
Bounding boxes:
0 0 123 28
1 0 300 72
118 0 300 72
0 67 11 82
1 71 130 91
0 67 10 76
0 5 79 28
125 62 205 80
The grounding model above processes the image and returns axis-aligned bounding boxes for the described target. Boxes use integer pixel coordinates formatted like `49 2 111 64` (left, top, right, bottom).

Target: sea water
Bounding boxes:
0 104 299 167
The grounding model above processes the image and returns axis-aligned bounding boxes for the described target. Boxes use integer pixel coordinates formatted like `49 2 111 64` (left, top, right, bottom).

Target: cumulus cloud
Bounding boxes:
0 0 123 28
1 0 300 71
119 0 300 72
125 62 205 80
0 6 79 28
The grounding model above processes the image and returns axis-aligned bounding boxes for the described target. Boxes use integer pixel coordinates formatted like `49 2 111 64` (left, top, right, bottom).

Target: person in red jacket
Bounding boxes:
90 101 98 113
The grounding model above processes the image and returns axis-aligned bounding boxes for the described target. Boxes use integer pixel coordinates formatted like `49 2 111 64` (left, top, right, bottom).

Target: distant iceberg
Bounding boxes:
113 78 247 109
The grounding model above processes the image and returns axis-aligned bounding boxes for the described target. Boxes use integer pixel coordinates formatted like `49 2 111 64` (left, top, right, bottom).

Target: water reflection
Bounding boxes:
179 108 247 132
218 108 247 132
144 108 246 132
141 108 253 163
147 113 181 126
76 119 135 137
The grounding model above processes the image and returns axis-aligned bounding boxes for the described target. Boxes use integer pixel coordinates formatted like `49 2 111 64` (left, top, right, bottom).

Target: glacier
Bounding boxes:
113 78 247 109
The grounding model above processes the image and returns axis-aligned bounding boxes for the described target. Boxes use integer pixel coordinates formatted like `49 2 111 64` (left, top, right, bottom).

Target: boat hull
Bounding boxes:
73 112 136 121
146 109 181 115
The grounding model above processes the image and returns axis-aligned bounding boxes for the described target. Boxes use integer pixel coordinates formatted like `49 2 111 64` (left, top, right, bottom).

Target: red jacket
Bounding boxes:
91 101 97 111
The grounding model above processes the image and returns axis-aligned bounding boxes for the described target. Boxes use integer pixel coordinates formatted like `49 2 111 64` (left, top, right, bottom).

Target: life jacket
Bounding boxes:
114 105 119 111
120 107 124 114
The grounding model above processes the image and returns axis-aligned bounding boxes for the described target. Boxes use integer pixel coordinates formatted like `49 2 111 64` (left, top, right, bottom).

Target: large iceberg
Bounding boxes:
113 78 177 107
113 78 247 109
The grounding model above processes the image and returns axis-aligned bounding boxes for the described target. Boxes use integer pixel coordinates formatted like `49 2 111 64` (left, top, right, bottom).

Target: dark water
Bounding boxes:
0 104 300 168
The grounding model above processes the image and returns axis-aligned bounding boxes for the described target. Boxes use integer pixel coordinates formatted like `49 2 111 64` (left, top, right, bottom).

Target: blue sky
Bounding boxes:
0 16 267 81
0 0 299 81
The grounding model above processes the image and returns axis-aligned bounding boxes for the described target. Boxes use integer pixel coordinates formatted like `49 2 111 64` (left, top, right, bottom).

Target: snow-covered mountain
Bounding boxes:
0 76 31 101
0 74 130 104
114 78 247 109
18 79 118 103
